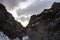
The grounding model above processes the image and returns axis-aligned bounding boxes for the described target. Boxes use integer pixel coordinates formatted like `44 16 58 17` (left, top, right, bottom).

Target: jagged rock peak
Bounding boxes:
51 2 60 10
0 3 7 12
0 3 5 9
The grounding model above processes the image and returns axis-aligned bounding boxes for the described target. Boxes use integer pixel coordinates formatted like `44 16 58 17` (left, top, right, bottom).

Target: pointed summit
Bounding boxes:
51 2 60 10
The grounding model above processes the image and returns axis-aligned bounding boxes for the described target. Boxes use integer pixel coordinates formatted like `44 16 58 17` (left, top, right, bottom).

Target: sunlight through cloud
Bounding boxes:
18 20 29 27
19 0 36 9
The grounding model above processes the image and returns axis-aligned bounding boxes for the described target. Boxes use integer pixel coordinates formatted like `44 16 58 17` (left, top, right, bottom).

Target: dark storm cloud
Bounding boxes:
1 0 26 10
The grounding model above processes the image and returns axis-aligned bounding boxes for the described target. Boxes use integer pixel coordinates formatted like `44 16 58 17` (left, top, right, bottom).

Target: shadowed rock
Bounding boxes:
0 2 60 40
26 2 60 40
0 3 25 39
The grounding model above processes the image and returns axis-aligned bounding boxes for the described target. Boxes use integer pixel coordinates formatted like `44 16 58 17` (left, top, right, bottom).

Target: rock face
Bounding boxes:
0 2 60 40
0 3 25 39
26 2 60 40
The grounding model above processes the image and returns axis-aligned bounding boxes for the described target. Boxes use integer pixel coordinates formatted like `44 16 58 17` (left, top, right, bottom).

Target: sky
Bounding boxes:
0 0 60 27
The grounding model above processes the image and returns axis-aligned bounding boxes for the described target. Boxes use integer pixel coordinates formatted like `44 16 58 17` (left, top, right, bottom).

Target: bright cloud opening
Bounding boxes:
8 10 29 27
19 0 36 9
6 0 36 27
18 20 29 27
8 10 18 20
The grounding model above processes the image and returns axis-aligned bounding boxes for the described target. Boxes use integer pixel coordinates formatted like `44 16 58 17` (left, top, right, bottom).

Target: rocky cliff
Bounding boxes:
0 2 60 40
0 3 25 39
26 2 60 40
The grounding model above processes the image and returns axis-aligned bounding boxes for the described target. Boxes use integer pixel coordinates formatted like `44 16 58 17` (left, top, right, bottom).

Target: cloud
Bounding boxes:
1 0 60 26
16 0 60 18
16 0 53 16
50 0 60 2
0 0 3 3
16 0 60 26
1 0 26 10
17 15 31 22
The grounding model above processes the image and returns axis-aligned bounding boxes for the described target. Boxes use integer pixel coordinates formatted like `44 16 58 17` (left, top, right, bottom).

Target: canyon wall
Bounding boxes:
26 2 60 40
0 3 25 40
0 2 60 40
